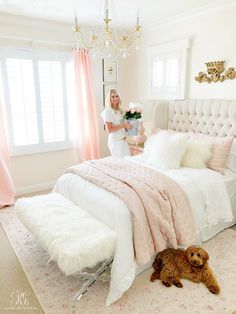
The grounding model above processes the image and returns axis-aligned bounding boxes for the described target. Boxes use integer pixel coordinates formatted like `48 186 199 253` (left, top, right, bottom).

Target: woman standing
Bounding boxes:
101 89 132 158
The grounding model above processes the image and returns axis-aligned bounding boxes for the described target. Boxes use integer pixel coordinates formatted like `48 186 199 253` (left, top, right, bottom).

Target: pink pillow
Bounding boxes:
189 133 233 174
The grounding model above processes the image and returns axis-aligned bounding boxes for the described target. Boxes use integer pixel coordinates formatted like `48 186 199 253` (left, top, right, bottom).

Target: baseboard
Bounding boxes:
15 181 56 197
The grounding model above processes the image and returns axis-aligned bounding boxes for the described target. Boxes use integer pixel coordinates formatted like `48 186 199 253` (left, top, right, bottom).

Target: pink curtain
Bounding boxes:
0 100 15 208
73 49 100 161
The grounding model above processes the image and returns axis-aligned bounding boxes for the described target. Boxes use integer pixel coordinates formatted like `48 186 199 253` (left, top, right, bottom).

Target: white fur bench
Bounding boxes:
15 192 116 276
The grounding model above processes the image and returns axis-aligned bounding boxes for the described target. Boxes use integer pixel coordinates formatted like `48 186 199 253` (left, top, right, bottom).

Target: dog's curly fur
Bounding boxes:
150 246 220 294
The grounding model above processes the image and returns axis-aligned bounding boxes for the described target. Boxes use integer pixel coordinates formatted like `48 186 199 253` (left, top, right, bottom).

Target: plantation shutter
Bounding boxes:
38 60 65 143
148 39 189 99
0 48 74 155
6 57 39 146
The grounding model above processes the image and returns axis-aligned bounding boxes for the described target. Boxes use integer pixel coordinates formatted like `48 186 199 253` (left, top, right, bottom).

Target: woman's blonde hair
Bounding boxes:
105 89 123 113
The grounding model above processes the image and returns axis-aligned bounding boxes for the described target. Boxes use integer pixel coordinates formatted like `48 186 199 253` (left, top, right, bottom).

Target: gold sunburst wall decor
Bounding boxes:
195 61 236 83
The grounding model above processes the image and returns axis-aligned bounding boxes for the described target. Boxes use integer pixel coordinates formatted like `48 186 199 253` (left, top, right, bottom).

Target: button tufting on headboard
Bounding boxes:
152 99 236 137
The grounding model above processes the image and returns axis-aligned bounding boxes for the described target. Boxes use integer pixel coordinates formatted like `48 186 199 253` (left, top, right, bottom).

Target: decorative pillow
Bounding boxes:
189 133 234 174
143 134 157 158
226 138 236 173
181 139 212 168
147 131 188 169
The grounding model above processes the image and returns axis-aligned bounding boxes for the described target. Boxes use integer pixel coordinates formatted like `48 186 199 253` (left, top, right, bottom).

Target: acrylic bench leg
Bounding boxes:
73 257 113 301
46 258 53 266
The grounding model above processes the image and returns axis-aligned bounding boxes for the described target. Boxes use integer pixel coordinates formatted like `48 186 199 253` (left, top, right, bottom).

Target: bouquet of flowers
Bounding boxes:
123 106 142 136
123 107 142 120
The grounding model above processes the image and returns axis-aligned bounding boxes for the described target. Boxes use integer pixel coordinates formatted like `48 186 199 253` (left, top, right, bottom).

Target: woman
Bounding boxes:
101 89 132 158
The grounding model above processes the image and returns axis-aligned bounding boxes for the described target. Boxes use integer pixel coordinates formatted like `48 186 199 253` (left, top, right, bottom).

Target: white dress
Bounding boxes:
101 108 130 158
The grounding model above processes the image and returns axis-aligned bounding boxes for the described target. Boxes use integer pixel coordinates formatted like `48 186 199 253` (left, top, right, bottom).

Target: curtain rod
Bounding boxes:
0 35 73 47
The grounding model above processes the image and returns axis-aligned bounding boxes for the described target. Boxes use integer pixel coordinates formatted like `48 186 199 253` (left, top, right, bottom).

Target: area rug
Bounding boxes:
1 207 236 314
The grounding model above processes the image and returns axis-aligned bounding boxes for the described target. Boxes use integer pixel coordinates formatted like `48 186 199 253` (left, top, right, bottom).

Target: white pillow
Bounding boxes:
181 139 212 168
143 134 157 158
147 131 188 169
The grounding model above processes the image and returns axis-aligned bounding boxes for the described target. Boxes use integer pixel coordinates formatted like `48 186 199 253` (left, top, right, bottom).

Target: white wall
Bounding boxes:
120 3 236 120
0 12 110 194
2 2 235 194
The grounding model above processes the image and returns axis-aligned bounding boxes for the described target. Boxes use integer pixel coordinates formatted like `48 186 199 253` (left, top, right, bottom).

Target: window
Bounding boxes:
0 48 75 155
148 38 190 100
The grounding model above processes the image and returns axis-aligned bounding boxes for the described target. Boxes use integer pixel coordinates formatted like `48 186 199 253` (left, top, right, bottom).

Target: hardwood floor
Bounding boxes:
0 223 44 313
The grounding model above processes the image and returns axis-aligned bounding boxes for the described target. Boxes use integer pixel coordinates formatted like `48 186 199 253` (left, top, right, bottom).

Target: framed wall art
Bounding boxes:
102 59 118 83
102 59 119 106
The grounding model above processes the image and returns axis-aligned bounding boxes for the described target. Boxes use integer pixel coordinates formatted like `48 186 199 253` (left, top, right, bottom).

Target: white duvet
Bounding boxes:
53 156 233 305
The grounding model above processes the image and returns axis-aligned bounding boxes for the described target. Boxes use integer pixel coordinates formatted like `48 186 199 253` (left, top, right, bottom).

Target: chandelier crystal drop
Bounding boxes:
72 0 141 60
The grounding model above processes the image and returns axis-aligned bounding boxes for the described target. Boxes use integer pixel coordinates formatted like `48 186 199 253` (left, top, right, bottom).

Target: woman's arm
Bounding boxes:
105 121 131 134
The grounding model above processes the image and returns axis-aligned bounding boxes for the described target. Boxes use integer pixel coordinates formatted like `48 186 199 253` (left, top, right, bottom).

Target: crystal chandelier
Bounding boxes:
72 0 141 60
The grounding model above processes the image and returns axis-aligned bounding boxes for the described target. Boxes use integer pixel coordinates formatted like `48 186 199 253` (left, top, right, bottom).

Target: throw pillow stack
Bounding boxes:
143 130 234 174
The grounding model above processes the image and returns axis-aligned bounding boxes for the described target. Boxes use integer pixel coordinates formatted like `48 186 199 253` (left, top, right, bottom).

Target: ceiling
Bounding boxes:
0 0 232 28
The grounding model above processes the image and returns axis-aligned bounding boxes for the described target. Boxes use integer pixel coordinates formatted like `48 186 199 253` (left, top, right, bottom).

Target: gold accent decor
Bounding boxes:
72 0 141 60
195 61 236 83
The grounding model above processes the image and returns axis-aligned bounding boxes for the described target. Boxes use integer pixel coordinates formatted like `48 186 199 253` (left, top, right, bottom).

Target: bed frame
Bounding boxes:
16 99 236 304
152 99 236 137
150 98 236 236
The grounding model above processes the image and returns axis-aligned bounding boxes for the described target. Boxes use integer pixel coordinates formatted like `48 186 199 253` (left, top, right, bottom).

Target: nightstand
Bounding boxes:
128 144 144 156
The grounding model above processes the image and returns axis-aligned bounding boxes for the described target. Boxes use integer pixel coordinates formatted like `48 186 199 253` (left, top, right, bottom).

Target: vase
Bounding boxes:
133 122 146 145
138 122 145 135
127 119 140 136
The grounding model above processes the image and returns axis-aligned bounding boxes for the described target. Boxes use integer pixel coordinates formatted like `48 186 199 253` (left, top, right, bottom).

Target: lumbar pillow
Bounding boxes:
181 139 212 168
147 131 188 169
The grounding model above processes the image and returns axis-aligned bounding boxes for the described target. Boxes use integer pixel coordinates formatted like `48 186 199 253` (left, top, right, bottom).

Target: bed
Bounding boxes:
52 99 236 305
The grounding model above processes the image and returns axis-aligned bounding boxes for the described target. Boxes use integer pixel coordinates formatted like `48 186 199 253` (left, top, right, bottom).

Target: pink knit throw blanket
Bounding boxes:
66 157 195 265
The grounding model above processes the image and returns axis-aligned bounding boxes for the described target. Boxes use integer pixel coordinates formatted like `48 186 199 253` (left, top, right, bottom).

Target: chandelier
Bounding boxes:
72 0 141 60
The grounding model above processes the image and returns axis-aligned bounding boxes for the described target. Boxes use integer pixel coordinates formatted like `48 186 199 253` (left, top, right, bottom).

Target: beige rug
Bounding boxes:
1 207 236 314
0 221 44 314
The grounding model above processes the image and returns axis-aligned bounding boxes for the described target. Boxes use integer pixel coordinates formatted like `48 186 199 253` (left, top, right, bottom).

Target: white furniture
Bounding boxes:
15 193 115 300
152 99 236 137
147 99 236 239
16 99 236 306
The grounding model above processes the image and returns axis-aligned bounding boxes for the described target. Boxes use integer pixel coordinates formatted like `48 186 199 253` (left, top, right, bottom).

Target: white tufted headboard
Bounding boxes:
152 99 236 137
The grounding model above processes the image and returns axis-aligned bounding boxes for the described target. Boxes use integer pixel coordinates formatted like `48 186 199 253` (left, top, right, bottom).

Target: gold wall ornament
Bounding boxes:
225 67 236 80
195 61 236 83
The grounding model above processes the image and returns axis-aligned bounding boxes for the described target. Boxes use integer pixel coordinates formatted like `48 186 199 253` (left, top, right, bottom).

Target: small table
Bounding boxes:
128 144 144 156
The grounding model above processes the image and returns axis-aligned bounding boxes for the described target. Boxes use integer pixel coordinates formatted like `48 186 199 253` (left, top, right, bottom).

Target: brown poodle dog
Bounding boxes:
150 246 220 294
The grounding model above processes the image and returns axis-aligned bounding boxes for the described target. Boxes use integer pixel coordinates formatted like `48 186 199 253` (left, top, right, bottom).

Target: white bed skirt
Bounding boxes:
53 162 235 305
